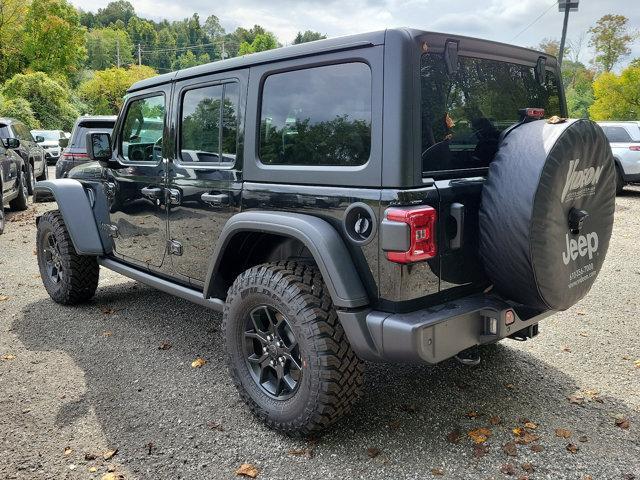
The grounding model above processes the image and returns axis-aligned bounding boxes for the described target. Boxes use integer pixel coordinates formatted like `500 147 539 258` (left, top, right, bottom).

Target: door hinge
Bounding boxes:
101 222 119 238
167 239 183 256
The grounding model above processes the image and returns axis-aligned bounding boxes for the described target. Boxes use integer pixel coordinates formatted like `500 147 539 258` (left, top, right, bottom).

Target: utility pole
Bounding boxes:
116 39 121 68
138 43 142 66
221 41 226 60
558 0 579 67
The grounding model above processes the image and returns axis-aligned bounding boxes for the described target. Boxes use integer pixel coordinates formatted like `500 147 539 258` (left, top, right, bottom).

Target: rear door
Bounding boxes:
419 52 565 296
166 71 247 286
107 88 171 270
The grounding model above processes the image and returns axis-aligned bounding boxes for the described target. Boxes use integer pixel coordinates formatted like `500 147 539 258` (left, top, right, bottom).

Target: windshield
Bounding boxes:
421 54 562 173
32 130 61 141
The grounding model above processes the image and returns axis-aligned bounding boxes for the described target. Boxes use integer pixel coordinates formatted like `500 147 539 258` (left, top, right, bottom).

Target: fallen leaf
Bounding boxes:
578 435 588 443
446 429 461 444
102 331 112 337
502 442 518 457
579 332 588 337
472 443 489 458
576 310 586 316
235 463 259 478
89 467 97 473
568 393 585 405
524 422 537 430
101 474 124 480
512 427 523 437
561 346 572 353
489 416 501 425
207 421 224 431
468 427 492 444
521 462 534 473
387 420 400 431
1 354 16 361
530 444 544 453
615 416 630 429
366 447 381 458
431 468 444 476
400 404 417 413
0 295 9 301
505 383 515 389
515 432 540 445
555 428 572 439
102 449 118 460
64 447 72 456
583 476 593 480
288 448 314 458
101 307 115 315
566 443 579 454
158 341 172 350
500 463 516 475
85 452 97 461
191 357 207 368
466 410 479 418
634 360 640 369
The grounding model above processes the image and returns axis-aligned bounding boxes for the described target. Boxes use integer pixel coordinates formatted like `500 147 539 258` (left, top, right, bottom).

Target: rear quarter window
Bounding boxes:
259 62 372 167
602 126 633 143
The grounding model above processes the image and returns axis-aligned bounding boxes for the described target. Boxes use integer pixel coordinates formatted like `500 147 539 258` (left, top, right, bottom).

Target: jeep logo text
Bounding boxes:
562 232 599 265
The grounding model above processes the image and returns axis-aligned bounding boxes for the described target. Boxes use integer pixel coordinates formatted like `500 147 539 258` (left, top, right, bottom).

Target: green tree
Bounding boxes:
171 50 210 70
238 32 278 55
536 38 568 58
293 30 326 44
589 65 640 120
561 60 595 118
0 0 27 82
86 27 134 69
1 72 79 129
204 15 225 40
22 0 87 78
94 0 136 27
0 94 40 128
588 14 638 72
79 65 156 114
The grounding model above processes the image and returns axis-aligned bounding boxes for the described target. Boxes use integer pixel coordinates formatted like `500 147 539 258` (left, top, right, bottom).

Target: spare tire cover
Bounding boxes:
479 119 615 311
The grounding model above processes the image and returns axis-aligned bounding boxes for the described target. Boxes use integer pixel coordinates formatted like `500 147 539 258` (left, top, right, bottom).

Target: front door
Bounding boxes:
167 73 246 286
107 89 170 269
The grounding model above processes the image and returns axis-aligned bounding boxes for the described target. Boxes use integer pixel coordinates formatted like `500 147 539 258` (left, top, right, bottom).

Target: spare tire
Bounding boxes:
479 119 615 311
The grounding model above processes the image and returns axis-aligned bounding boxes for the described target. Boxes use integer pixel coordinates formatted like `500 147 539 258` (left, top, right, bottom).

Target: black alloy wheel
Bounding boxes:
243 305 302 400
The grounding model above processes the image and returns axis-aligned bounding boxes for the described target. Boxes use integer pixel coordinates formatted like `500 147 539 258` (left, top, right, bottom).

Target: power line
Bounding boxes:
511 1 558 41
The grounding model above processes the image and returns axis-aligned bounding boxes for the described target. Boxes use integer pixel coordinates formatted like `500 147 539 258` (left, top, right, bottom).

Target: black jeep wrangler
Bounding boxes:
34 29 616 435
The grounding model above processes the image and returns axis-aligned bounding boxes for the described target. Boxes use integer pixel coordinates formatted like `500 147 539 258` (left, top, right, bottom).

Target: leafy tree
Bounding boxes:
536 38 568 58
0 0 27 82
561 60 595 118
86 28 134 69
293 30 326 44
204 15 225 40
1 72 79 129
127 17 157 50
238 32 279 55
588 14 638 72
171 50 210 70
94 0 136 27
0 94 40 128
22 0 87 78
589 65 640 120
79 65 156 114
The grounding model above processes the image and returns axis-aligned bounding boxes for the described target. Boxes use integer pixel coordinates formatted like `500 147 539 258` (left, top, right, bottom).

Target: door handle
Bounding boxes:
450 203 465 250
141 186 162 198
201 192 229 206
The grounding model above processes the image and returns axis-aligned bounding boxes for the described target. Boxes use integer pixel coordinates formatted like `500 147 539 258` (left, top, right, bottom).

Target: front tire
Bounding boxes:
9 170 29 211
36 210 99 305
615 165 625 195
223 261 364 435
26 163 36 195
0 206 5 235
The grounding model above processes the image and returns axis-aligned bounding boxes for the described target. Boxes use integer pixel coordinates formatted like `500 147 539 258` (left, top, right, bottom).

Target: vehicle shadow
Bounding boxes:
15 282 639 479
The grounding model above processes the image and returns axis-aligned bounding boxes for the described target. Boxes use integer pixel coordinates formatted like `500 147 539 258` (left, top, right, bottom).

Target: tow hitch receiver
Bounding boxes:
509 324 539 341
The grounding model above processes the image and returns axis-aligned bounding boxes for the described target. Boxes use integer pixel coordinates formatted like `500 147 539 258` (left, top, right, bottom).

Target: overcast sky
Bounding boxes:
70 0 640 67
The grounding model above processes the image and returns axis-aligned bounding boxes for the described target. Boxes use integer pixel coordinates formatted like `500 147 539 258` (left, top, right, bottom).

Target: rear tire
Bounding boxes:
615 165 625 195
9 170 29 211
36 210 99 305
0 206 5 235
36 163 47 181
223 261 364 435
26 163 35 195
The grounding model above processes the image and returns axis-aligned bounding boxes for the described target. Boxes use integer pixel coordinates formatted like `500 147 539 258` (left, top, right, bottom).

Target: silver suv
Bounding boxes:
598 121 640 193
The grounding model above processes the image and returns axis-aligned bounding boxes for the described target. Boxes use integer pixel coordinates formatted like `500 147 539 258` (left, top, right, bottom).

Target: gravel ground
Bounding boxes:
1 169 638 480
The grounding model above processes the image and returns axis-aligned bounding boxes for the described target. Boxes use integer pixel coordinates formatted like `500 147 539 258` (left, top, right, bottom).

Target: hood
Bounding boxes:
68 161 104 180
40 141 60 148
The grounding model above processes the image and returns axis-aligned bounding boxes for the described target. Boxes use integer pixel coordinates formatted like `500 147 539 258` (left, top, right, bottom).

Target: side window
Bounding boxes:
259 62 372 167
180 82 239 165
602 126 632 143
120 95 165 162
14 123 33 141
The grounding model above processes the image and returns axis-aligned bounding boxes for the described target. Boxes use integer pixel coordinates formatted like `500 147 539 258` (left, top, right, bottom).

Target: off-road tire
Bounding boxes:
36 210 99 305
26 163 36 195
9 169 29 211
0 206 5 235
36 162 47 181
223 261 364 435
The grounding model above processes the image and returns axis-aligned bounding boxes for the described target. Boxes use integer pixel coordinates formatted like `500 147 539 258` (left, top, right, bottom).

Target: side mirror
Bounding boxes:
58 138 69 148
86 132 122 169
1 137 20 149
35 135 45 143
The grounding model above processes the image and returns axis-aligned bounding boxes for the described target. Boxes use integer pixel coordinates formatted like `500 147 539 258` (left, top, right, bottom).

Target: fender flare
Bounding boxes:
34 179 105 255
203 211 369 309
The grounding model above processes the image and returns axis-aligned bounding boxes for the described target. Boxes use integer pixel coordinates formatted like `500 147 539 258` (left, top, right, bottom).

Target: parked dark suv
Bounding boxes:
1 137 29 233
0 118 46 194
34 29 616 435
55 116 116 179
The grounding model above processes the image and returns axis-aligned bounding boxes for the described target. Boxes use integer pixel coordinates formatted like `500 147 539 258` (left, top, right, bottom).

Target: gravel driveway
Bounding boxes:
1 171 638 480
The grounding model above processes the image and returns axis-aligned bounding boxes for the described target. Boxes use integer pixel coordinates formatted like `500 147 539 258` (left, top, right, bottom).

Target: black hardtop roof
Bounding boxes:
129 28 557 94
74 115 117 126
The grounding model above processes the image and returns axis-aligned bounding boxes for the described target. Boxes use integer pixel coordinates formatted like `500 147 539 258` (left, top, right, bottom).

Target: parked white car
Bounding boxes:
597 121 640 193
31 129 67 165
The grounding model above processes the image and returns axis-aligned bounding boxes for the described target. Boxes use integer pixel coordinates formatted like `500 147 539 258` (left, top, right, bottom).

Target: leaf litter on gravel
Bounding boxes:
191 357 207 368
235 463 259 478
468 427 492 444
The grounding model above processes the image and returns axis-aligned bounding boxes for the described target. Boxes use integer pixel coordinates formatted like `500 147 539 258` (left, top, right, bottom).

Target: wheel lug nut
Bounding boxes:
262 346 268 353
269 359 276 366
276 341 282 347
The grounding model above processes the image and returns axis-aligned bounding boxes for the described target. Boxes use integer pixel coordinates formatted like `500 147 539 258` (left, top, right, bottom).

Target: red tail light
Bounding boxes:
385 206 437 264
524 108 545 119
629 145 640 151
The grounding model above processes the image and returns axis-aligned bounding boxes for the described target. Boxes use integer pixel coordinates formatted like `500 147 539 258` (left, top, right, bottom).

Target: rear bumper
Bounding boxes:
338 294 553 364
